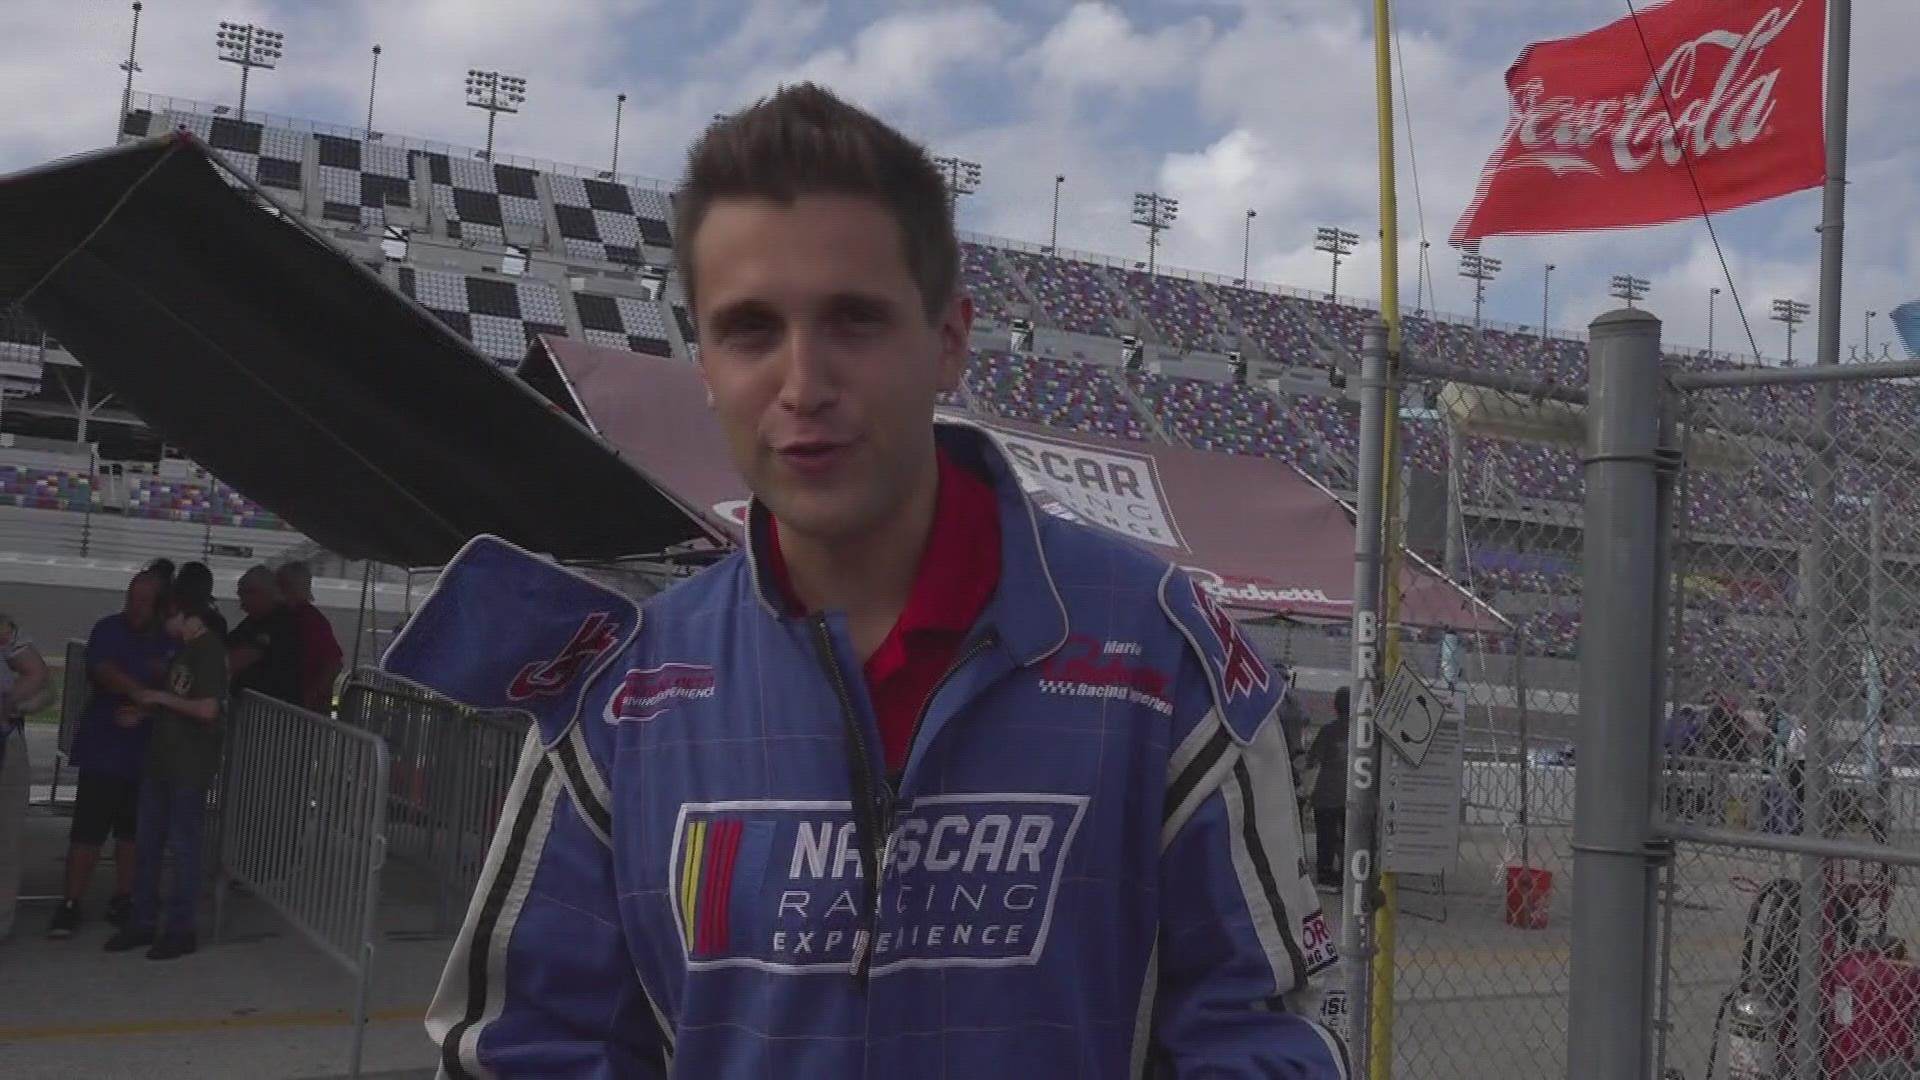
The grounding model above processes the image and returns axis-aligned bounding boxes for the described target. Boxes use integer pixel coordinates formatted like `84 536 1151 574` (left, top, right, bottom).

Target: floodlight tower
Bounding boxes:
1047 174 1065 253
215 21 285 122
1708 287 1722 357
1609 273 1650 308
1132 192 1178 278
1458 252 1502 332
465 70 528 161
1314 226 1358 301
1772 297 1811 365
933 155 982 216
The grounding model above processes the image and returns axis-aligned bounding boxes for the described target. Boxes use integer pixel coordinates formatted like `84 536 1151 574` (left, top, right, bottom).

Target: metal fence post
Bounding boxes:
1568 307 1665 1078
1340 318 1390 1072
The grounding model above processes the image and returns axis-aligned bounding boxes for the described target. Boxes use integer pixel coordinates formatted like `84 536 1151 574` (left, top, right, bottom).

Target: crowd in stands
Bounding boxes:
26 558 342 956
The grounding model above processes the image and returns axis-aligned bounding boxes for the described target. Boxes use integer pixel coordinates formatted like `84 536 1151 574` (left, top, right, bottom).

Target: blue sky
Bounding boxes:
4 0 1915 360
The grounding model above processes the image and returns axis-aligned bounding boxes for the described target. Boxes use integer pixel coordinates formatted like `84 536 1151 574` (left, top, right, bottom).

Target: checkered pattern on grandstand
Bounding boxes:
314 134 414 228
122 107 306 194
576 290 672 356
549 175 674 264
396 267 570 364
415 152 545 250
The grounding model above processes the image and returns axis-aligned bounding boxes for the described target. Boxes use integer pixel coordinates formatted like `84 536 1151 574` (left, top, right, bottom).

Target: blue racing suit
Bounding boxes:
386 423 1347 1079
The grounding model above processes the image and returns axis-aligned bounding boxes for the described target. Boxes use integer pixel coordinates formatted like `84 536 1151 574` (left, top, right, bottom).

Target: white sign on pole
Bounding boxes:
1376 663 1442 768
1382 688 1465 877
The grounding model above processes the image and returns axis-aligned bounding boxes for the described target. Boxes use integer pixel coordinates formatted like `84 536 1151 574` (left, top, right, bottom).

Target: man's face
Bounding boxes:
125 574 160 630
692 194 970 544
238 578 275 617
163 610 188 641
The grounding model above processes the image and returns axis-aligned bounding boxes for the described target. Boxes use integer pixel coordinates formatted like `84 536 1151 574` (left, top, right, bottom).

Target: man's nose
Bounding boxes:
777 329 838 415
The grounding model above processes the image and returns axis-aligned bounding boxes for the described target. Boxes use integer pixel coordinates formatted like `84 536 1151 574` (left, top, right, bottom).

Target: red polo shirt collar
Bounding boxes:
765 445 1002 771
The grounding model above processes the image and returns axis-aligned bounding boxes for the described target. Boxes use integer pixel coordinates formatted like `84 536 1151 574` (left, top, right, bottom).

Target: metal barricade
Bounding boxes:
47 638 89 805
213 691 388 1078
337 672 531 932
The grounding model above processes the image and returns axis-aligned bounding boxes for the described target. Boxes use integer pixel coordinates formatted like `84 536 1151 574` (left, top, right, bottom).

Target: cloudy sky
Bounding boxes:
4 0 1914 360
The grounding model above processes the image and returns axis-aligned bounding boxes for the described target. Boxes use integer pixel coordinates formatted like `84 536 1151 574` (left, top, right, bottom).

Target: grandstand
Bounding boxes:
1 89 1915 724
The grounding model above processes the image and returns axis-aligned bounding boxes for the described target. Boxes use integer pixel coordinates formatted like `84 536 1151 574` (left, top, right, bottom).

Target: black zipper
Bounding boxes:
806 615 890 985
806 616 1000 985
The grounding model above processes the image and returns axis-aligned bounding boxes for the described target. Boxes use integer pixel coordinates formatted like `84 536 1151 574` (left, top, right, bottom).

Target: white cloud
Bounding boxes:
1 0 1912 362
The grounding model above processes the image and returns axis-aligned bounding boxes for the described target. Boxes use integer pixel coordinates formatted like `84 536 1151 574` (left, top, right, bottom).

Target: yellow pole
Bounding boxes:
1369 0 1404 1076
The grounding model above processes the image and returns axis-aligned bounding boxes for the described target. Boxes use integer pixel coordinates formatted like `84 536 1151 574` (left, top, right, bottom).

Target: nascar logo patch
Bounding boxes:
670 794 1088 976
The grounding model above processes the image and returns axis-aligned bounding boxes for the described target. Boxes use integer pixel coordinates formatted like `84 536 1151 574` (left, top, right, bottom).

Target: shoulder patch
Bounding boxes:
1159 565 1284 744
382 535 640 748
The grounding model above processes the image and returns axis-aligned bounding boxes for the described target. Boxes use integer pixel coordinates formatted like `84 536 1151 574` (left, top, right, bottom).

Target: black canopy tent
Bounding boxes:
0 133 710 568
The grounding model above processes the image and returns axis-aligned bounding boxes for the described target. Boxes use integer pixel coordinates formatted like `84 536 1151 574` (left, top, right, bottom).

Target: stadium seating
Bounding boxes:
964 351 1146 440
1119 272 1232 353
1128 372 1293 458
0 466 94 512
998 251 1132 338
395 266 571 364
1212 287 1320 363
574 290 672 356
960 243 1028 326
549 174 674 264
122 108 308 196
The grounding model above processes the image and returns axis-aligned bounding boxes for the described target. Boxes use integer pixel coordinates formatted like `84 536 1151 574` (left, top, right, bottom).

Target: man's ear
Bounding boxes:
936 293 975 392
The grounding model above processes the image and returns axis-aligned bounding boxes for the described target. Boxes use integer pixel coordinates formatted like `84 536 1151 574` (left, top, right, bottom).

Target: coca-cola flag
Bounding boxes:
1452 0 1826 244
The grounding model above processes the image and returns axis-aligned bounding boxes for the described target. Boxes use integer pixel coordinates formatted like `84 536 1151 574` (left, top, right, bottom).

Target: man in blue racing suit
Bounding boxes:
385 81 1346 1079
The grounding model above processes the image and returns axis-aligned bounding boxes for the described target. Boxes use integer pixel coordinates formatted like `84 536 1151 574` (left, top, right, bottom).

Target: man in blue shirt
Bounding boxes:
47 569 175 939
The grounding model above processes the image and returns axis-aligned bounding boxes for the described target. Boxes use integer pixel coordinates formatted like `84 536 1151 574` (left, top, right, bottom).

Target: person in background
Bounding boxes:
47 569 175 939
0 612 53 942
227 565 301 704
144 558 176 594
174 561 228 642
276 561 342 713
1665 705 1702 759
103 594 228 960
1307 686 1352 893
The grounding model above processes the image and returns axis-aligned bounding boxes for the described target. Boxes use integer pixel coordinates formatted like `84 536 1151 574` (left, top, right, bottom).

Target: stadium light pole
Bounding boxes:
933 155 982 217
1239 209 1256 286
1415 239 1431 313
465 69 528 162
215 22 285 122
1047 174 1064 253
365 44 381 136
1313 225 1357 301
118 3 144 135
1540 263 1556 341
1131 192 1178 279
611 92 627 174
1608 273 1650 309
1708 286 1721 357
1864 308 1877 359
1458 252 1502 363
1772 297 1810 365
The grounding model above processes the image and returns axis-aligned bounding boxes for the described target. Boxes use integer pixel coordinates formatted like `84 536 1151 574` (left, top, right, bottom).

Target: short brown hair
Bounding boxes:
674 83 958 323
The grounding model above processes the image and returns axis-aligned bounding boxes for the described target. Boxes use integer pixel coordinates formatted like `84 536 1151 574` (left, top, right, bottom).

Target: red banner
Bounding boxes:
1452 0 1826 244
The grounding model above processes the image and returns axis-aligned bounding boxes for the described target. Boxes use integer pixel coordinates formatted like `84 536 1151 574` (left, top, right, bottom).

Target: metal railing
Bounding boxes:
337 672 530 933
212 692 388 1078
46 638 89 805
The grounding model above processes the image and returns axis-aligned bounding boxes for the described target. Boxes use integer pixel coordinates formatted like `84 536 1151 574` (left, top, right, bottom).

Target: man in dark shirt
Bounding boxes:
227 564 301 703
104 595 228 960
48 569 175 939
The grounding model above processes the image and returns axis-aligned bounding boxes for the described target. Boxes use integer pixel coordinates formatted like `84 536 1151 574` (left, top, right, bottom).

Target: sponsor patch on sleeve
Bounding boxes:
1160 569 1283 743
1301 909 1338 976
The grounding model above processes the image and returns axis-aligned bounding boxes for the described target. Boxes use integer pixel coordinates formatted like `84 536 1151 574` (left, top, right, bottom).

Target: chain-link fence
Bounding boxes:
1364 376 1587 1078
1318 330 1594 1077
1657 368 1920 1080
